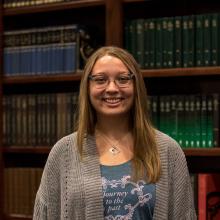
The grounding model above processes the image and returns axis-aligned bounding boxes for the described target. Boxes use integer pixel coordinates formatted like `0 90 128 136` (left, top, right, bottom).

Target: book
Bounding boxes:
198 173 220 220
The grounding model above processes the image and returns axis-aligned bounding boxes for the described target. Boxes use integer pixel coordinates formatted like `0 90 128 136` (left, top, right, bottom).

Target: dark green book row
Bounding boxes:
125 13 220 69
148 94 219 148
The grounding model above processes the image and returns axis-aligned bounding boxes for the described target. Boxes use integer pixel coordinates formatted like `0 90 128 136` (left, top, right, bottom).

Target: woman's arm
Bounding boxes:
168 139 197 219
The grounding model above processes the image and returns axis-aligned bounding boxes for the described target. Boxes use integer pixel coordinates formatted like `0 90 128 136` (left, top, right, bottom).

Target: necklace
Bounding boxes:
95 129 130 156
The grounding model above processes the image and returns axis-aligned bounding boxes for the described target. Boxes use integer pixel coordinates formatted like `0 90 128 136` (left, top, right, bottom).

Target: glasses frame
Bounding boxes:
88 73 134 89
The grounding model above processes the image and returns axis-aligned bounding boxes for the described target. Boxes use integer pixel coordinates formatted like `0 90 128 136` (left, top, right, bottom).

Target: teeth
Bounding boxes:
104 98 121 103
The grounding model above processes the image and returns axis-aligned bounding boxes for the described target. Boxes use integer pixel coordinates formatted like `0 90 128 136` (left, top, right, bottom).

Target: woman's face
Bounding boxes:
89 55 134 119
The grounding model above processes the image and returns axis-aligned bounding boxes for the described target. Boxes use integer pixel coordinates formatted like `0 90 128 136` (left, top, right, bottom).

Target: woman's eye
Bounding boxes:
94 77 106 84
118 77 129 83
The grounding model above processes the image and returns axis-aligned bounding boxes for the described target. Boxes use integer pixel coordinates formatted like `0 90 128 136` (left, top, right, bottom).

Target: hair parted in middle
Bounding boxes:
76 46 161 183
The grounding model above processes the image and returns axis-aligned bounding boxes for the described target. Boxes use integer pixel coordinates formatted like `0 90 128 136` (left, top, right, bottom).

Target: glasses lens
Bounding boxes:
90 74 133 88
116 75 132 87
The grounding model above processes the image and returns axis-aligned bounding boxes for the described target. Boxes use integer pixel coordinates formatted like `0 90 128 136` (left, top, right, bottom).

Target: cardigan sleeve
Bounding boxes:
33 168 48 220
33 191 47 220
32 137 64 220
168 138 197 220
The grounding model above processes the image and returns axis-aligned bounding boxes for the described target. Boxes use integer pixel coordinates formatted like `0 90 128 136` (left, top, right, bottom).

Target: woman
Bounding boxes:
33 46 196 219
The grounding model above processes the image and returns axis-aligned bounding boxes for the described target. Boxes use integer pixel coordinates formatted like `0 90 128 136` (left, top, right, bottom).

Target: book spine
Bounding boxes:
136 19 145 68
211 13 219 66
203 14 211 66
155 18 163 69
174 16 182 67
195 14 204 66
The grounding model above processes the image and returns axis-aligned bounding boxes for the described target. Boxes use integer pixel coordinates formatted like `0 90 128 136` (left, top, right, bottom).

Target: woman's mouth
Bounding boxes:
102 97 123 104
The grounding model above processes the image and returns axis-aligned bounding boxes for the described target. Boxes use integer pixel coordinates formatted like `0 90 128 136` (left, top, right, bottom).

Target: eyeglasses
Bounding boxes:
89 73 134 89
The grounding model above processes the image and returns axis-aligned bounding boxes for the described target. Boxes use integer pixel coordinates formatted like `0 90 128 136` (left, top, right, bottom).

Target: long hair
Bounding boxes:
77 46 161 183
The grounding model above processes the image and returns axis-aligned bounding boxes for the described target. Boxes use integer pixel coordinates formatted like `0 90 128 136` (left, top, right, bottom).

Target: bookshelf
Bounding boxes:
0 0 4 219
1 0 220 219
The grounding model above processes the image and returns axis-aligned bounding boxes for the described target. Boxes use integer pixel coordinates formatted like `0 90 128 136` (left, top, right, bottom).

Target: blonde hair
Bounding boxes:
77 46 161 183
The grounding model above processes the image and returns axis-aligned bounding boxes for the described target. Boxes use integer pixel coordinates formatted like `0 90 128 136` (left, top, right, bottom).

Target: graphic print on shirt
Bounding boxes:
102 175 153 220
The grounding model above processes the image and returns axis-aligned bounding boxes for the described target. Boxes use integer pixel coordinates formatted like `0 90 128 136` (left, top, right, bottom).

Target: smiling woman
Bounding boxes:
33 46 197 220
89 55 134 121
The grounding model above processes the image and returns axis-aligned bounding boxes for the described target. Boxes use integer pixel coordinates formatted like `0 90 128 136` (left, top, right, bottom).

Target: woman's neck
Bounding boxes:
96 116 131 137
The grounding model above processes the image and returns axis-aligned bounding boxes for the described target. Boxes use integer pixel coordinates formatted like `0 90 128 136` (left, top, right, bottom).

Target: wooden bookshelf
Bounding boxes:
1 0 220 219
2 147 51 154
3 66 220 85
3 0 105 16
3 146 220 156
3 72 82 84
4 214 32 220
141 66 220 78
0 1 4 219
185 149 220 173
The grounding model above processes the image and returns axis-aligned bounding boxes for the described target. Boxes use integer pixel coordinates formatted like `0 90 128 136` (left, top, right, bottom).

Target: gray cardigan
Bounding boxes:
33 131 197 220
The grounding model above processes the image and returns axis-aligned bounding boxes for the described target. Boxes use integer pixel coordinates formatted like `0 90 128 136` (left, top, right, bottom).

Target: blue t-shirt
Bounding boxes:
100 161 155 220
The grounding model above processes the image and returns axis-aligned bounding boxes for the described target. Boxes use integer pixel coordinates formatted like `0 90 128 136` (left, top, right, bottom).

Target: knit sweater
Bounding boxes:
33 131 197 220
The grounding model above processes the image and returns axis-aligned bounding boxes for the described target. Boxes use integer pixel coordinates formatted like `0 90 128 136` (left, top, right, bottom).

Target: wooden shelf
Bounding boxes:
184 148 220 157
184 148 220 173
3 66 220 85
3 0 105 16
141 66 220 78
3 72 82 84
3 145 220 157
4 214 32 220
2 146 51 154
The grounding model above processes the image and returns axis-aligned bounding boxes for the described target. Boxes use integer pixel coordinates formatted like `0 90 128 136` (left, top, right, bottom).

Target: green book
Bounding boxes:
170 95 178 141
182 15 189 67
206 95 214 148
200 95 207 148
164 96 171 137
176 95 185 148
144 19 150 69
159 96 166 133
162 18 168 68
188 15 195 67
195 14 204 66
189 95 196 148
148 18 156 68
203 14 211 66
155 18 163 69
129 20 137 60
212 94 219 147
136 19 145 68
182 15 195 67
166 17 174 68
174 16 182 67
151 96 159 128
194 95 201 148
211 13 219 66
184 96 190 148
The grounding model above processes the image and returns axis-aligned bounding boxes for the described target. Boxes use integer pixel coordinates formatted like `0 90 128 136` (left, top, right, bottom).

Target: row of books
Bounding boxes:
3 92 79 147
3 0 77 8
149 94 219 148
125 13 220 69
4 167 43 216
3 24 94 76
3 93 219 148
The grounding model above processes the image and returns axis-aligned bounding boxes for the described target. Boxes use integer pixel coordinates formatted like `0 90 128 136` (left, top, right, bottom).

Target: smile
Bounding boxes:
102 98 123 104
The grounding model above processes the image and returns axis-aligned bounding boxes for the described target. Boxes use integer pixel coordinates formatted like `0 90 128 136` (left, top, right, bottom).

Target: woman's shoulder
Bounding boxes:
47 132 78 161
155 130 185 159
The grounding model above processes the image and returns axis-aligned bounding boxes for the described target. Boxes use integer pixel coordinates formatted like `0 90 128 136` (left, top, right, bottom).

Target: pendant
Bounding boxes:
109 146 120 155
